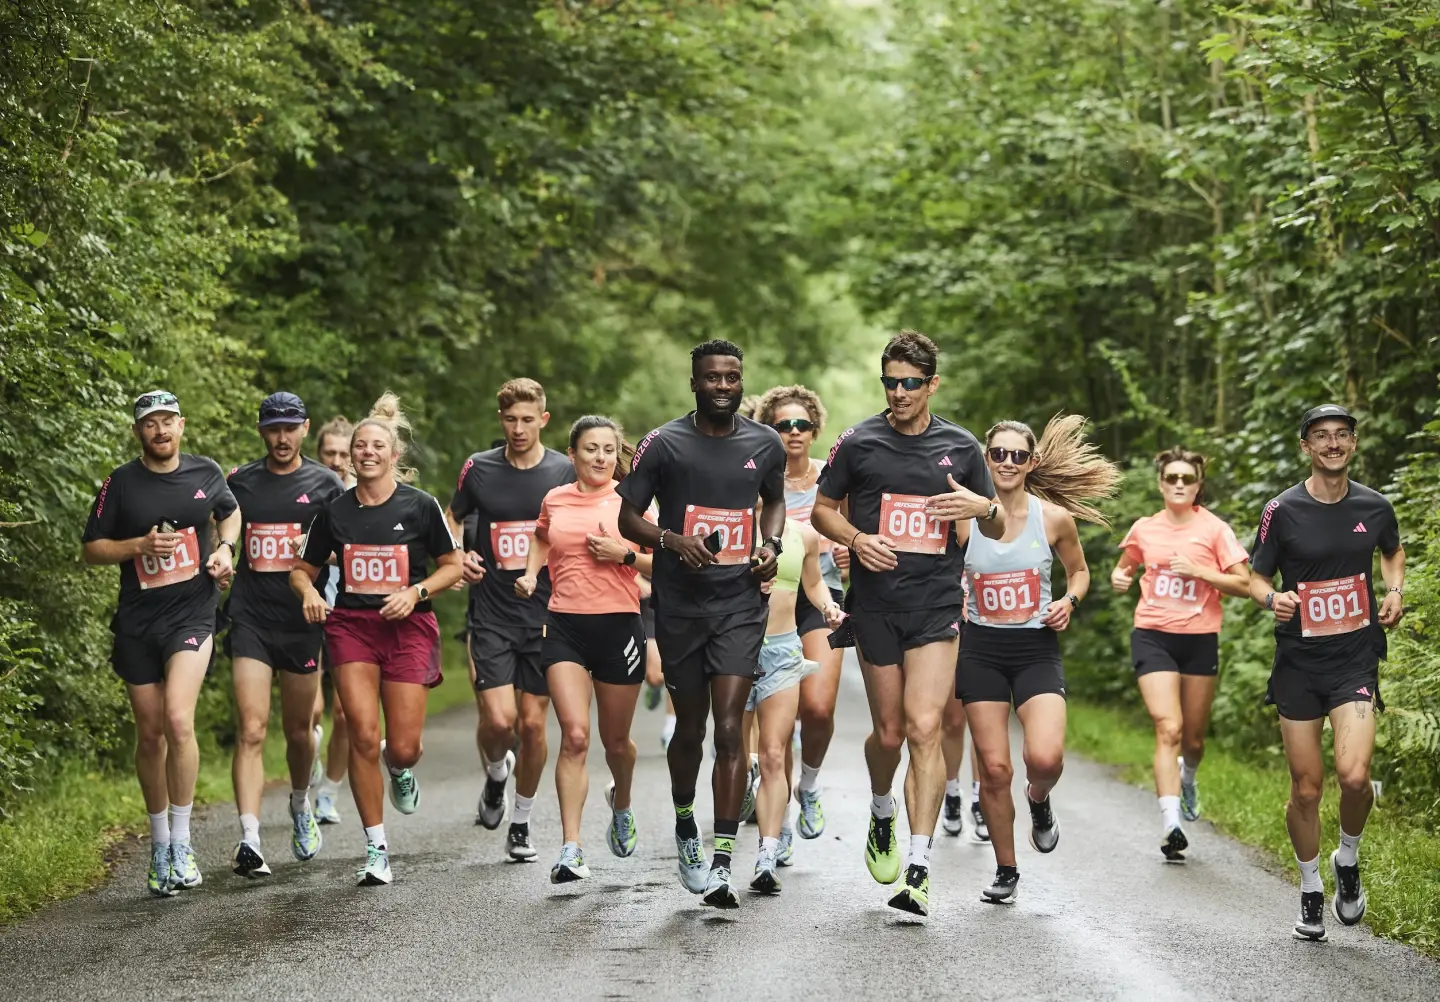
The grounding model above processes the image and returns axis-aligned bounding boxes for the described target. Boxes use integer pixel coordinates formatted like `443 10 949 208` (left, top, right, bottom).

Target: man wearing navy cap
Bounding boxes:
223 392 347 878
1248 404 1406 942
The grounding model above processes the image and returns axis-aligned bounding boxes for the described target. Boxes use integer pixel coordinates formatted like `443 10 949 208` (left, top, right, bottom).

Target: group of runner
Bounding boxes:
83 333 1405 940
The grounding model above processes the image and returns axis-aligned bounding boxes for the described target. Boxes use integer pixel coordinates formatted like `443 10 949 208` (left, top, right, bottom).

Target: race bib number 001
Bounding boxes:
490 520 537 572
135 526 200 590
683 505 753 565
1299 573 1369 638
344 543 409 595
970 568 1041 625
245 522 302 573
880 493 947 555
1147 568 1207 611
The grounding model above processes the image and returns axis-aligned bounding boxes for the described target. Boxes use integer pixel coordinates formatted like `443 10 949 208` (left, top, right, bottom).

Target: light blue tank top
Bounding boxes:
964 493 1052 630
785 463 841 592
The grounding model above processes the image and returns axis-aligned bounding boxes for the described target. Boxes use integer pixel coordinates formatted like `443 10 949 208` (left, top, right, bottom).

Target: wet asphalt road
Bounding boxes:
4 653 1438 1002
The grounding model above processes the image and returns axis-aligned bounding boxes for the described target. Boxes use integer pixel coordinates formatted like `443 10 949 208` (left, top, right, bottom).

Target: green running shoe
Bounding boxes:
382 740 420 815
796 787 825 839
776 825 794 867
148 843 177 897
740 760 759 824
1179 757 1201 822
608 809 638 858
356 844 392 886
169 840 203 889
310 724 325 788
291 802 323 861
888 864 930 917
865 802 901 885
551 843 590 884
676 833 708 893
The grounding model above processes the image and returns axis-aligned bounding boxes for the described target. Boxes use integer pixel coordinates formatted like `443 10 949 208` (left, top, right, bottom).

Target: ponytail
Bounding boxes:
986 415 1121 527
353 392 417 483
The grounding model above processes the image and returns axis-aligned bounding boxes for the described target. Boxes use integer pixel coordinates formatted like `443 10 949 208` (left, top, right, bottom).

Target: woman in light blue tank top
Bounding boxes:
954 415 1119 904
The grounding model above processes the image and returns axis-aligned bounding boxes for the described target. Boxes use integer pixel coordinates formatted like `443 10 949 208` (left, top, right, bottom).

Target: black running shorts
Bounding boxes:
851 604 962 668
225 619 323 674
1266 648 1381 721
542 611 646 686
653 605 765 696
1130 629 1219 678
111 623 216 687
470 623 547 696
957 623 1065 708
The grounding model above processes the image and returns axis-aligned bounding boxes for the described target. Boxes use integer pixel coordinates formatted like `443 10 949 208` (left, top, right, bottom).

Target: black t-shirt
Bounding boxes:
1250 480 1401 670
225 456 346 630
818 412 993 613
82 454 239 637
300 483 457 613
617 413 785 619
448 447 574 631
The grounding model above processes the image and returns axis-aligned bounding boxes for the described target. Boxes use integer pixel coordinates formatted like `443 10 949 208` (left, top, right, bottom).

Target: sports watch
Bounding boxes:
414 583 430 601
764 535 784 557
623 550 637 566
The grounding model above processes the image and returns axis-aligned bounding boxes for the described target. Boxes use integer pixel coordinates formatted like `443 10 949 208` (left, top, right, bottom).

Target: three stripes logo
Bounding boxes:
624 636 641 676
193 489 207 500
1353 522 1368 534
296 493 311 504
744 459 757 470
938 456 953 467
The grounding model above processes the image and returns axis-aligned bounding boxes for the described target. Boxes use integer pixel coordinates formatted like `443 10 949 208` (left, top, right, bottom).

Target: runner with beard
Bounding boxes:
617 340 786 908
311 415 355 826
83 391 240 896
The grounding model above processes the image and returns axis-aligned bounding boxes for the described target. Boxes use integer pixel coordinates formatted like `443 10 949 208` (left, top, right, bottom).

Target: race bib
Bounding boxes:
970 568 1041 625
490 520 536 572
245 522 302 573
683 505 753 565
135 526 200 590
879 493 947 555
344 543 409 595
1299 574 1369 638
1147 568 1207 612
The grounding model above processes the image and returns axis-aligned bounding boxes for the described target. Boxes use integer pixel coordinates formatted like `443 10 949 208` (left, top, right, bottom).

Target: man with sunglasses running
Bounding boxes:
1248 404 1404 942
812 331 1002 916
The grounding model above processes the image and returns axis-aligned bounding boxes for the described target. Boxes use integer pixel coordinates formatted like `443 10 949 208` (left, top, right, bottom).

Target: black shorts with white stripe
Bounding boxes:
540 610 647 686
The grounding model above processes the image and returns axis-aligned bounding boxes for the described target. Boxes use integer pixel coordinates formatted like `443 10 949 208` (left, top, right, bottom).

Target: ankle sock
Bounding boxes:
239 812 261 846
870 792 894 818
513 795 534 826
1297 854 1322 893
1179 757 1198 787
797 762 821 793
971 780 981 805
909 834 932 869
169 803 192 843
1337 828 1362 867
673 797 699 840
364 823 387 849
945 778 962 798
290 790 310 814
712 820 738 870
486 757 510 782
149 811 170 846
1159 795 1182 832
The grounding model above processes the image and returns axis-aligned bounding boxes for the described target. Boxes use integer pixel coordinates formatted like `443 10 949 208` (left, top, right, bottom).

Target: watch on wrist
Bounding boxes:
765 535 784 557
1066 593 1079 610
1265 592 1275 610
218 539 237 555
984 501 999 522
623 550 637 566
414 584 429 601
1389 586 1404 595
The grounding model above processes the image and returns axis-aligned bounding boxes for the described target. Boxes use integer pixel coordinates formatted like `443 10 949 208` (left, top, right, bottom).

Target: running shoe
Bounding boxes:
941 793 964 836
702 866 739 909
796 788 825 839
291 802 323 861
148 844 177 897
477 750 515 830
1293 890 1327 941
865 802 901 885
1179 756 1201 822
643 682 662 711
231 840 271 878
676 833 708 893
169 840 202 889
750 852 781 894
314 788 342 826
1161 826 1188 863
507 822 538 861
551 844 590 884
310 724 325 788
381 740 419 815
356 844 392 886
740 759 760 824
887 864 931 917
982 866 1019 904
776 826 794 867
1330 851 1367 926
970 802 990 843
1026 789 1060 854
608 809 638 858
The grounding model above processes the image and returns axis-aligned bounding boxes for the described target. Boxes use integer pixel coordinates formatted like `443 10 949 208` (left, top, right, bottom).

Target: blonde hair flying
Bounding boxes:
986 414 1121 527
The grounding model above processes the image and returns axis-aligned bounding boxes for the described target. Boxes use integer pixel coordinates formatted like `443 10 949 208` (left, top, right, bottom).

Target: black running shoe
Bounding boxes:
970 803 990 843
981 865 1019 904
1330 852 1366 926
1026 789 1059 853
507 822 537 861
1294 890 1327 941
1161 826 1188 862
941 794 964 836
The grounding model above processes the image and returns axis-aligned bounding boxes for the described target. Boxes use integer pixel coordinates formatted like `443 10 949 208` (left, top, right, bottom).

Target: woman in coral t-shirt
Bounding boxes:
516 416 652 885
1111 446 1250 863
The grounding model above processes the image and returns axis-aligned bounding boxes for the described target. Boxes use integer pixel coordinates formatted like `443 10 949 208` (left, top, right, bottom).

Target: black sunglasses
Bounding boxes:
987 447 1032 465
1162 472 1198 485
264 406 306 419
136 392 179 409
880 375 933 392
773 418 815 434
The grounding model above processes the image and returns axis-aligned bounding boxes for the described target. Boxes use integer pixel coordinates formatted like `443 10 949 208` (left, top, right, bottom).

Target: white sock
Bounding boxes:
662 714 677 741
909 834 932 869
749 752 759 769
386 756 406 778
945 778 962 798
513 795 534 825
1179 757 1197 787
290 790 311 814
486 757 510 782
870 793 894 818
759 835 779 859
169 803 192 843
317 776 341 798
364 823 387 849
798 762 821 793
562 839 580 852
1337 828 1362 867
149 811 170 846
971 780 981 805
1159 795 1182 832
1297 854 1322 892
239 812 261 846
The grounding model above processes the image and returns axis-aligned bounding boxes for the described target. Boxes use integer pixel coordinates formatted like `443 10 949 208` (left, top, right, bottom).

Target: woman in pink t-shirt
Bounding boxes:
515 417 652 884
1111 446 1250 862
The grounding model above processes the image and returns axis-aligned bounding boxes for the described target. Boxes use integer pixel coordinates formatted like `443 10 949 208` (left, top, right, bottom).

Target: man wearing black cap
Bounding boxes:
83 390 241 897
1248 404 1406 942
223 392 346 878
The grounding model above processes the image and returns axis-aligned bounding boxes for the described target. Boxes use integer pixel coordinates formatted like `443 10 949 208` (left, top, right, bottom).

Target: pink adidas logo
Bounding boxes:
1353 522 1367 533
1357 686 1372 697
950 621 960 632
194 489 206 500
938 456 953 467
744 459 756 470
296 493 311 504
184 637 199 646
305 658 317 668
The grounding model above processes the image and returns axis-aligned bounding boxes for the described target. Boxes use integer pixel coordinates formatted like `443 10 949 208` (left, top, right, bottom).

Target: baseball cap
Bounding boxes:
258 391 308 427
133 390 181 422
1299 404 1356 439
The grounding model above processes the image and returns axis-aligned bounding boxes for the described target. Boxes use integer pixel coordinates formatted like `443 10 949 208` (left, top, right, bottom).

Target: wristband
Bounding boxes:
1265 592 1275 610
659 530 670 551
1389 586 1404 595
850 530 864 549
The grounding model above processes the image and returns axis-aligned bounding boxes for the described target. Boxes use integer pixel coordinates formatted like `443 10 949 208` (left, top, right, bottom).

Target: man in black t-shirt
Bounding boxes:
812 331 1001 917
82 390 241 898
447 378 574 860
1248 404 1405 942
224 392 345 878
618 339 786 908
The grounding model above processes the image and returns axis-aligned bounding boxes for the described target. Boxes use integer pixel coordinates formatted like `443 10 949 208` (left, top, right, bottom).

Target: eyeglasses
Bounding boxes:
987 447 1033 465
1308 429 1355 445
773 418 815 434
1162 472 1198 485
880 375 933 392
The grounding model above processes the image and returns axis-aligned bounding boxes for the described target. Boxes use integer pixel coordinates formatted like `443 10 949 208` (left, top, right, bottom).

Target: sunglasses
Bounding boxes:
1162 472 1199 485
263 406 305 419
773 418 815 434
136 392 179 410
987 447 1033 465
880 375 933 392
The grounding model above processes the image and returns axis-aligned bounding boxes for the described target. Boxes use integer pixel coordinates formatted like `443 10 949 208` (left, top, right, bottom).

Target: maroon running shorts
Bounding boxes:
325 607 443 688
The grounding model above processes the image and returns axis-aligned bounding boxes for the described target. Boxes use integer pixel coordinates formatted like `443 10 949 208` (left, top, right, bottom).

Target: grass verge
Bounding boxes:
1068 700 1440 957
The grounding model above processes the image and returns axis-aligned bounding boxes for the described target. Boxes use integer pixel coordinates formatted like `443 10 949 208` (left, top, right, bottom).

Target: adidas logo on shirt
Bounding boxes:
744 459 757 469
296 493 310 504
193 489 206 499
938 456 953 467
394 523 405 531
184 637 199 646
305 659 317 668
1353 522 1368 533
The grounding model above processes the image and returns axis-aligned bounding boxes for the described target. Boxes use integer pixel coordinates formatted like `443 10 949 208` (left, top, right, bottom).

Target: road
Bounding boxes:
3 654 1437 1001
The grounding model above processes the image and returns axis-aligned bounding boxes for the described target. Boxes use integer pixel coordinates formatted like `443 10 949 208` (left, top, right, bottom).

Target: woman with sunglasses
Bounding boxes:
938 415 1119 904
1111 447 1249 861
